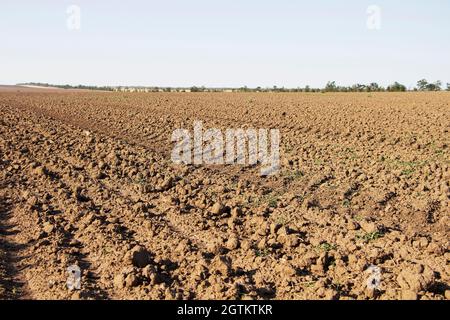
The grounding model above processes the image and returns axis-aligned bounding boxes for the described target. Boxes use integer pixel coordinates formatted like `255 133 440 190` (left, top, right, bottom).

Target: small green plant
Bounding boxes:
316 242 337 252
268 197 278 208
250 192 283 208
393 160 427 174
298 280 316 288
357 231 384 242
255 248 270 257
250 196 261 207
401 168 415 176
283 170 304 183
342 199 351 207
135 177 146 185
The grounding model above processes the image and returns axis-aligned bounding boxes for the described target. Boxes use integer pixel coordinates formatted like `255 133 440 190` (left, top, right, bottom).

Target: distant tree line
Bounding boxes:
18 80 450 93
416 79 444 91
18 82 115 91
321 79 448 92
192 80 449 93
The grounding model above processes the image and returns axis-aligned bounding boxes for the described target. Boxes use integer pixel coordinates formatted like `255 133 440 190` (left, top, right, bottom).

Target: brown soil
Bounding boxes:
0 90 449 300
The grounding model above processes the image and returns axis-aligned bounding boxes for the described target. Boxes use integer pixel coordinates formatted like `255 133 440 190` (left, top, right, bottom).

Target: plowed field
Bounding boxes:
1 90 449 300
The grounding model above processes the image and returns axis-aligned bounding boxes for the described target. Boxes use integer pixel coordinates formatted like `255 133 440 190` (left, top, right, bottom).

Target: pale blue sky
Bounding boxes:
1 0 449 88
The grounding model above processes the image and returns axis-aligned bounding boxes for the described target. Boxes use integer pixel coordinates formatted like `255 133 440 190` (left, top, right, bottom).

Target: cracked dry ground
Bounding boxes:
0 90 449 300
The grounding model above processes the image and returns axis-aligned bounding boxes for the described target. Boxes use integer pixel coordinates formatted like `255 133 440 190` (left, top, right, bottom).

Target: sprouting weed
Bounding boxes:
300 281 316 288
357 231 384 242
401 168 415 176
316 242 337 252
255 248 270 257
268 196 278 208
283 170 304 183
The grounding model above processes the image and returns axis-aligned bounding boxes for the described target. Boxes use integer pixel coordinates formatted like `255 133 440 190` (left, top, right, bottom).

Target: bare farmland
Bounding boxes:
0 90 449 300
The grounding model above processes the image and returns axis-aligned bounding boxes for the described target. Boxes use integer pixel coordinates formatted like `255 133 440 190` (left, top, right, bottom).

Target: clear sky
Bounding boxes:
1 0 449 88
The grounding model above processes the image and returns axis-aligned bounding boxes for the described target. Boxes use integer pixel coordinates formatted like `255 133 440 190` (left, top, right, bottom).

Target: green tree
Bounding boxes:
417 79 442 91
431 80 442 91
417 79 428 91
368 82 382 92
325 81 337 92
387 82 406 92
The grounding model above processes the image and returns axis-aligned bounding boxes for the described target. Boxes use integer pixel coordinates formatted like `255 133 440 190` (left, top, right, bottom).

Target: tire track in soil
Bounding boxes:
1 108 115 299
0 192 31 299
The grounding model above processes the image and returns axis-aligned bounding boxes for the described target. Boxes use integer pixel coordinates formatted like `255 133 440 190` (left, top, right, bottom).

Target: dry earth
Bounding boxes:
0 89 449 300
